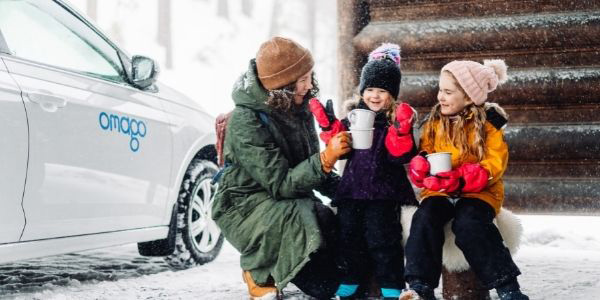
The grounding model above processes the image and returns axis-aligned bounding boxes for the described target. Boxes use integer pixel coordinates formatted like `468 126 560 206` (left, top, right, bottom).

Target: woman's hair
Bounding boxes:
265 73 320 111
423 71 487 161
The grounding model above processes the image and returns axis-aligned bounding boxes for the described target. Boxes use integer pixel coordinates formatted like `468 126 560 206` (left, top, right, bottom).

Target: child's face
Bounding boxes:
437 72 472 115
363 87 392 112
294 70 313 105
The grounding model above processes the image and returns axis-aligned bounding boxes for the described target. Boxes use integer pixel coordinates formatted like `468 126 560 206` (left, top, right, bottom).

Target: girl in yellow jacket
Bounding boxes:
399 60 529 300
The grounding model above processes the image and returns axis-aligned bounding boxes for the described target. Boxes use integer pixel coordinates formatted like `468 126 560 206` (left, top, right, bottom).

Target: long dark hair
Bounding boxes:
265 73 320 112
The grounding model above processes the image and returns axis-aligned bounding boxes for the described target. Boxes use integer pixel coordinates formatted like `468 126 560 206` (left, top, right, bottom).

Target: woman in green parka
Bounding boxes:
212 37 351 299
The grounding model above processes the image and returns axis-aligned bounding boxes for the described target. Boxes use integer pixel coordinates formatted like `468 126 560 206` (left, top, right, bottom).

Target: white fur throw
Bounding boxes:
400 205 523 272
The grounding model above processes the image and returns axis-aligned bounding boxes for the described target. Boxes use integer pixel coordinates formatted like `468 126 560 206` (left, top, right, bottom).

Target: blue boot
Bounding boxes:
335 284 358 299
381 287 402 299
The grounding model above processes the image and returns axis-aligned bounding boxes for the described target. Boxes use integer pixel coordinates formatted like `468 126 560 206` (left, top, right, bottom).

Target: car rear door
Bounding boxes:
0 0 173 240
0 32 27 244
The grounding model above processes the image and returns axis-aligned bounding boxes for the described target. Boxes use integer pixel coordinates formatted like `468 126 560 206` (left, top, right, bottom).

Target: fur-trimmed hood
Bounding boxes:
342 96 362 116
484 102 509 130
341 96 410 117
485 102 508 119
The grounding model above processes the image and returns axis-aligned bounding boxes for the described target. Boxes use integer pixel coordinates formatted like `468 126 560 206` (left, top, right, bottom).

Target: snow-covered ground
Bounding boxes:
2 214 600 300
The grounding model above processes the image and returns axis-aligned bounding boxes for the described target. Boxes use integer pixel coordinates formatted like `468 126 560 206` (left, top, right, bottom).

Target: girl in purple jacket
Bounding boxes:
310 43 418 299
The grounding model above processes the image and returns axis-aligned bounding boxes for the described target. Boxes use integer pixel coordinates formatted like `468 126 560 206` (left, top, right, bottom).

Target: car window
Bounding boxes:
0 0 126 83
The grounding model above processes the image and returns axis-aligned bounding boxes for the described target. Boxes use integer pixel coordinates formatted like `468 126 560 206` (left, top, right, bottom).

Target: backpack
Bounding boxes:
214 109 270 167
215 112 232 167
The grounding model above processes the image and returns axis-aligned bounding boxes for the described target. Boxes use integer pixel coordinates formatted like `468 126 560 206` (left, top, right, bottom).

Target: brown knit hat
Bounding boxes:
256 37 314 90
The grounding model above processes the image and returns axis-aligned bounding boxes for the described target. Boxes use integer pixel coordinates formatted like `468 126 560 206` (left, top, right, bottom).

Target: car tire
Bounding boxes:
164 158 224 270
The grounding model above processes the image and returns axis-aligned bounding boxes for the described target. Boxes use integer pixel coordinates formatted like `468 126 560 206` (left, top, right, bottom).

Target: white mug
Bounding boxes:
426 152 452 175
347 109 376 129
350 128 374 149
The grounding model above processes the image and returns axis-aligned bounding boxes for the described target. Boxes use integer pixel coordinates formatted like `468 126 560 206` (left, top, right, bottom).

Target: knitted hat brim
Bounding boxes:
442 62 490 105
258 51 314 90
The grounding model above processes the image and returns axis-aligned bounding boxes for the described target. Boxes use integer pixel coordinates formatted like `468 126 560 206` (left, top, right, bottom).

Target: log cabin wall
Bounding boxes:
337 0 600 213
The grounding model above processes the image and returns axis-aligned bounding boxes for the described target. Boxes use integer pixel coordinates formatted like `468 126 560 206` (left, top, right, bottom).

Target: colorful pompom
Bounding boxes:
368 43 401 66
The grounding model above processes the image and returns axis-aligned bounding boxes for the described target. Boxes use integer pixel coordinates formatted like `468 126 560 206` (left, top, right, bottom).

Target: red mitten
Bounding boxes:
393 102 415 135
309 98 346 144
385 126 414 157
423 170 461 193
385 103 416 156
408 154 429 188
309 98 332 128
458 163 489 193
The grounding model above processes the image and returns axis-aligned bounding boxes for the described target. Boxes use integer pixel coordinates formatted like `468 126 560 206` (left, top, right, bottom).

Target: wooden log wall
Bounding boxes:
338 0 600 213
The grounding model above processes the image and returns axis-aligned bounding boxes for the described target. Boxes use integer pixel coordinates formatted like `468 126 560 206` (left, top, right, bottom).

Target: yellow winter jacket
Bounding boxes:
419 111 508 215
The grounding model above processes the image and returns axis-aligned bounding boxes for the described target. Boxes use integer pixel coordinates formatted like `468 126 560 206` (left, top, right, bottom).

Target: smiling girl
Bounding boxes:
400 60 529 300
310 43 418 299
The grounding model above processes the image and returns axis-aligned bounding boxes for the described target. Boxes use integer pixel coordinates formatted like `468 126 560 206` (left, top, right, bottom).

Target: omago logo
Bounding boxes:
99 112 147 152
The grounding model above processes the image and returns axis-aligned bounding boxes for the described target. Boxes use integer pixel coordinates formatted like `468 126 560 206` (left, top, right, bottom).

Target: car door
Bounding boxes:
0 33 27 244
0 0 173 240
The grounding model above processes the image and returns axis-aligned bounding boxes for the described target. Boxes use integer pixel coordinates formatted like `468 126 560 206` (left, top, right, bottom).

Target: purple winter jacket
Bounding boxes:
333 100 418 206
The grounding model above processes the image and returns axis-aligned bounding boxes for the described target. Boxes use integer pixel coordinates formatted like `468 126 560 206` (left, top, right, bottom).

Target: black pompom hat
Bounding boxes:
358 43 402 100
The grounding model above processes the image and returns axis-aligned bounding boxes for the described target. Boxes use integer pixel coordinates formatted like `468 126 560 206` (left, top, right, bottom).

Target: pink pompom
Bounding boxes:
368 43 401 66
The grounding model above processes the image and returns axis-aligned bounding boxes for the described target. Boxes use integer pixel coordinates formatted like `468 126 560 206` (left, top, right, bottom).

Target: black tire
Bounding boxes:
164 158 224 269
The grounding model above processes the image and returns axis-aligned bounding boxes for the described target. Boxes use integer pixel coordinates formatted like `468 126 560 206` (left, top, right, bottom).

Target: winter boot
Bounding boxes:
399 281 436 300
334 283 359 299
496 279 529 300
497 290 529 300
242 270 279 300
398 289 421 300
381 287 402 299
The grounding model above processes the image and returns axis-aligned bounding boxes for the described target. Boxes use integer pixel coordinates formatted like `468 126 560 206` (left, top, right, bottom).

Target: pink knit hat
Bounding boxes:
441 59 508 105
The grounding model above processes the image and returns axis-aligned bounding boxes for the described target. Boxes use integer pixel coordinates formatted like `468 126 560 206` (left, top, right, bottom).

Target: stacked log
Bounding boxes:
338 0 600 214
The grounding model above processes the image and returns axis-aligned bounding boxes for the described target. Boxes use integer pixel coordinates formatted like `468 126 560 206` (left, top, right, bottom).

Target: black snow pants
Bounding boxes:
404 196 521 289
291 202 340 299
336 199 405 290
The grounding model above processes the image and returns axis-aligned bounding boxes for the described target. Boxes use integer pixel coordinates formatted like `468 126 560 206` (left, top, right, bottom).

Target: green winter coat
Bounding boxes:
212 60 338 289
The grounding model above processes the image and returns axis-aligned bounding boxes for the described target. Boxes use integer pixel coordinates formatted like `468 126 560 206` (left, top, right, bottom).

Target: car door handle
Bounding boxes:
26 92 67 112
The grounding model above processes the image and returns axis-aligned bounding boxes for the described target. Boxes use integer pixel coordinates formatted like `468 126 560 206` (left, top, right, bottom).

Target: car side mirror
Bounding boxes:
130 55 159 89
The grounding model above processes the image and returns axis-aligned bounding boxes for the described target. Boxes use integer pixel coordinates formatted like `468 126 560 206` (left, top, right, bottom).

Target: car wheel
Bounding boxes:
164 158 224 269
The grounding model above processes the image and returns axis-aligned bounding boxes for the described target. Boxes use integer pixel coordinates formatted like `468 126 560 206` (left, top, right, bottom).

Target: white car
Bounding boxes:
0 0 223 269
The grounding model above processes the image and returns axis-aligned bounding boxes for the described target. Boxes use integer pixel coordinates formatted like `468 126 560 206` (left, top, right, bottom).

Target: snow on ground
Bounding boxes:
0 243 246 300
1 214 600 299
515 215 600 299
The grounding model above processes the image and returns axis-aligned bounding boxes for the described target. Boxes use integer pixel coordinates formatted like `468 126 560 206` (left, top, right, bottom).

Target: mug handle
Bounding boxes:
348 110 356 126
